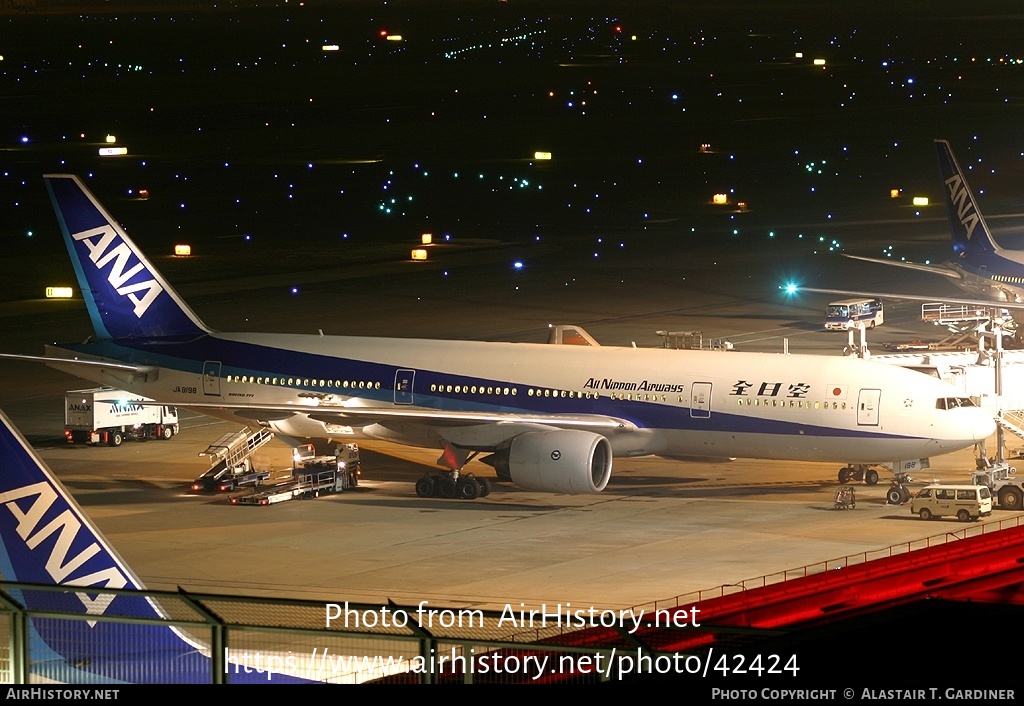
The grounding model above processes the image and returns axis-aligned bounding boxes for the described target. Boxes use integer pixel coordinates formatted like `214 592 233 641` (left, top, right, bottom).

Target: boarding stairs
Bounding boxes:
199 428 275 472
996 410 1024 443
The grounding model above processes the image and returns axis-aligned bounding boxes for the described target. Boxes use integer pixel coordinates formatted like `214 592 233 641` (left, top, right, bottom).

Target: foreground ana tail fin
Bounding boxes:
0 409 310 683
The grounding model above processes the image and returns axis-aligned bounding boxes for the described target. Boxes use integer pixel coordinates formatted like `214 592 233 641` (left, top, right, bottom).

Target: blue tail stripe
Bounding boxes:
44 175 209 340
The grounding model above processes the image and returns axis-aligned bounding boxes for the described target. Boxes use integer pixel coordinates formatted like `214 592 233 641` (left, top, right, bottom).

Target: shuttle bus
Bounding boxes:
825 298 884 330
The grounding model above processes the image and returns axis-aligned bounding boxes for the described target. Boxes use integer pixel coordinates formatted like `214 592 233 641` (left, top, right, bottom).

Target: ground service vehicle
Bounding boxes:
64 387 178 446
971 463 1024 510
231 444 361 506
910 483 992 522
825 298 884 330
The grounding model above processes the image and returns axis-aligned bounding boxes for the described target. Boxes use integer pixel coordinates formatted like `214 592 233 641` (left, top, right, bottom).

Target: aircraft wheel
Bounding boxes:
437 476 457 498
838 468 852 483
886 487 904 505
477 478 492 498
415 476 435 498
918 508 932 520
998 486 1023 510
957 509 971 522
456 477 481 500
865 469 879 486
161 426 174 440
109 431 123 447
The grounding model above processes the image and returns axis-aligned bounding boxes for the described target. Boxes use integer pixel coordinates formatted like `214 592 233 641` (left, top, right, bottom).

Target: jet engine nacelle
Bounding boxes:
489 430 612 494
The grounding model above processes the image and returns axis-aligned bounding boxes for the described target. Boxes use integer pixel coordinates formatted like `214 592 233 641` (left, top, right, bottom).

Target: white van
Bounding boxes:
910 484 992 522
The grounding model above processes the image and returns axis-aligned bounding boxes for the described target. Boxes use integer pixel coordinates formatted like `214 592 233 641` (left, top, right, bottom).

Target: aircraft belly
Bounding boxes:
657 430 936 463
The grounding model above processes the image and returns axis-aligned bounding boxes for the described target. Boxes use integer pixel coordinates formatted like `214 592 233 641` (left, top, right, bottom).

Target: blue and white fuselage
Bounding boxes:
32 175 995 496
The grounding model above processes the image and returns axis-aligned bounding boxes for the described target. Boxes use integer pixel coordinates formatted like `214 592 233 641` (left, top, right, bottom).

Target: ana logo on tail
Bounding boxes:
72 224 164 319
943 173 981 241
0 480 129 620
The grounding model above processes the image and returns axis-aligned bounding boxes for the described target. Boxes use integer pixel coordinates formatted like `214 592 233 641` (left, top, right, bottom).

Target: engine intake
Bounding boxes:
487 430 612 494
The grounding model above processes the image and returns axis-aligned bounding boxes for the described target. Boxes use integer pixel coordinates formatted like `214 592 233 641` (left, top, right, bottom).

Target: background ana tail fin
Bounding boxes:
45 175 210 340
934 139 1002 258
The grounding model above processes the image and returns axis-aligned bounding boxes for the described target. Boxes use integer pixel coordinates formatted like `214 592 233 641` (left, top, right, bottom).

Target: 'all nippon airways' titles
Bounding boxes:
582 377 825 399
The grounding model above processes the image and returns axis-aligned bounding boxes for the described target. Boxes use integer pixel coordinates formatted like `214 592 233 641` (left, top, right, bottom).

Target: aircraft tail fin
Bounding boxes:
0 409 314 683
44 175 210 340
934 139 1002 258
0 408 214 682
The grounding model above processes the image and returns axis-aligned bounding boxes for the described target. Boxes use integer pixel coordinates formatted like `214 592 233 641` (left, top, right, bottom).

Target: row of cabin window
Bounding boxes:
222 377 863 412
427 384 618 400
430 383 516 396
228 375 381 390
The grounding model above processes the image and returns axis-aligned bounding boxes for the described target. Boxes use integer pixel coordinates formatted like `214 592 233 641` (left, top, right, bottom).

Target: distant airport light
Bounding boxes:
736 202 748 212
890 188 901 198
795 52 804 59
912 196 929 206
138 189 150 200
99 147 128 156
105 134 116 143
174 244 192 257
712 193 728 205
534 151 552 160
386 35 403 42
699 144 711 153
322 45 340 52
411 248 428 260
813 58 826 66
421 233 433 245
45 286 73 299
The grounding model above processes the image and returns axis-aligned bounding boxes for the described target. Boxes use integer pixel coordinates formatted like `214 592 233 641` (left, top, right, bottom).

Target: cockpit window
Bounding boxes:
935 397 978 410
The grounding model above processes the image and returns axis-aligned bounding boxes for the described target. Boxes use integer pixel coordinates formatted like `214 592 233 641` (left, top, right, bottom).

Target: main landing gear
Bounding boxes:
415 471 492 500
836 464 880 486
415 444 492 500
837 463 913 504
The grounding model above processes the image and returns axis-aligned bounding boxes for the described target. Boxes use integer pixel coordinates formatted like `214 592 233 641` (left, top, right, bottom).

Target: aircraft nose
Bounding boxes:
973 411 997 442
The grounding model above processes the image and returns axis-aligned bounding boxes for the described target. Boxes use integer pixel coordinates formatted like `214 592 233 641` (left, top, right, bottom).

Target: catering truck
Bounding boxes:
64 387 179 446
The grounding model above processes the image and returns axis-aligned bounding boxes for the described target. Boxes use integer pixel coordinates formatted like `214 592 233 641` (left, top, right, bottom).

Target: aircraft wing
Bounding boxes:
174 400 637 434
790 286 1024 311
842 254 963 279
0 352 143 372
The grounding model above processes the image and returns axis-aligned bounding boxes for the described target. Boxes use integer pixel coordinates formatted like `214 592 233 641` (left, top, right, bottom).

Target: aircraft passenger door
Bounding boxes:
203 361 222 397
394 369 415 405
857 388 881 426
690 382 712 419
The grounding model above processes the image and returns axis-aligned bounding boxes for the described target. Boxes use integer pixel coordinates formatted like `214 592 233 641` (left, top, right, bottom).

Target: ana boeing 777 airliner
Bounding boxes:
6 175 996 500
